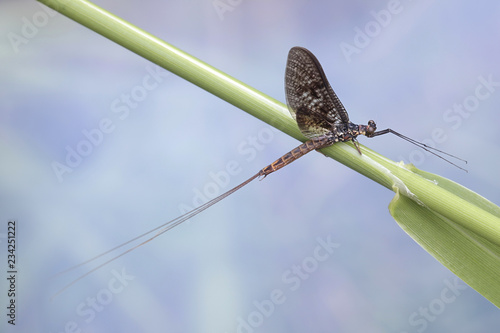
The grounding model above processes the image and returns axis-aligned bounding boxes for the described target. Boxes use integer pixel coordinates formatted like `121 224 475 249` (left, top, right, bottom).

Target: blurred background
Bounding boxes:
1 0 499 332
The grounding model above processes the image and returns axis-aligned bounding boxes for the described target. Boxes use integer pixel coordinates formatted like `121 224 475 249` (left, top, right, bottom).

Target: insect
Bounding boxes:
53 47 465 297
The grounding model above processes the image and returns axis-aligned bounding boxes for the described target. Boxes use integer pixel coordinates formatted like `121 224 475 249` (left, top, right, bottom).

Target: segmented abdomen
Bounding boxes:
259 136 332 177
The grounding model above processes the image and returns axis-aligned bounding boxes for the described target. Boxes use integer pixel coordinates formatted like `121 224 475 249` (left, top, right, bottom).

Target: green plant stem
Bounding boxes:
38 0 500 247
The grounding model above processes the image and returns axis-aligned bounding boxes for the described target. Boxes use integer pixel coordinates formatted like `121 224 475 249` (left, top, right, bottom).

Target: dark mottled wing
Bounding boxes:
285 47 349 139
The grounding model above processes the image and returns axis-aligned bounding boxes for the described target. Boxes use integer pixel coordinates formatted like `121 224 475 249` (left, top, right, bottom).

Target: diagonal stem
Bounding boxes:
38 0 500 248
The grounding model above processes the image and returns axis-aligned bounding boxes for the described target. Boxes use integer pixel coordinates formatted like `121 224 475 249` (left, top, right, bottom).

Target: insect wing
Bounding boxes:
285 47 349 138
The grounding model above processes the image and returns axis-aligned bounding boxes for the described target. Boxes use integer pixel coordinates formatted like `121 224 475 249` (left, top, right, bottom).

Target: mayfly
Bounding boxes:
53 47 466 297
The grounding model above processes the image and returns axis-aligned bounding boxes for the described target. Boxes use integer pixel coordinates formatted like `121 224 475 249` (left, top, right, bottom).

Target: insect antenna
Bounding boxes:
371 129 468 172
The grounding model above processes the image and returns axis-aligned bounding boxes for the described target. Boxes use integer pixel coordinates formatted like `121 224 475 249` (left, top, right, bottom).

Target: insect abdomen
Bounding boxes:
259 136 332 177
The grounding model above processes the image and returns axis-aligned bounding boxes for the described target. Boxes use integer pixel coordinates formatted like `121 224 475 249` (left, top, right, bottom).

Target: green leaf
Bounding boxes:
389 168 500 307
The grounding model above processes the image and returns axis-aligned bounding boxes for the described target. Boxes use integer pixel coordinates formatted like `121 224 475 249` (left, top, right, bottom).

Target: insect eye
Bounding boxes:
366 120 377 135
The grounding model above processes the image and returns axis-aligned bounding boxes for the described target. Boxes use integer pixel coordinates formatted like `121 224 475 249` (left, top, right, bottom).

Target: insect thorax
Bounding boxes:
330 122 362 142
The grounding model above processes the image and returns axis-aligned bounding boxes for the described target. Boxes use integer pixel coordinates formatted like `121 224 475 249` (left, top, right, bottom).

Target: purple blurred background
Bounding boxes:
1 0 499 332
